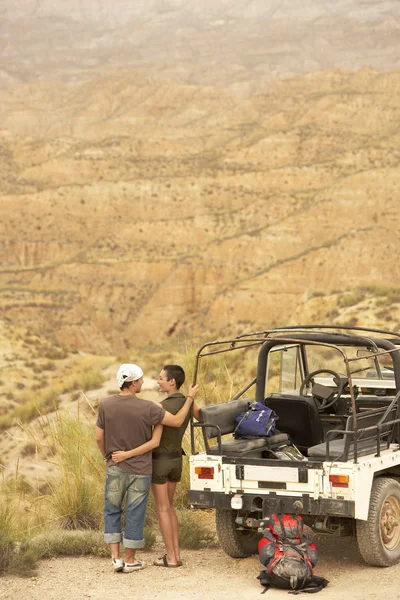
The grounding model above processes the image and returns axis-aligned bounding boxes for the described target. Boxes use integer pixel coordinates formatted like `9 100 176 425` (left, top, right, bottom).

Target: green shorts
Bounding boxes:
152 457 182 485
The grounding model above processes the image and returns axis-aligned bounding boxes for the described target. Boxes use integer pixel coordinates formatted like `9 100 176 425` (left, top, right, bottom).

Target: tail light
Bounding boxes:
329 474 349 488
195 466 214 479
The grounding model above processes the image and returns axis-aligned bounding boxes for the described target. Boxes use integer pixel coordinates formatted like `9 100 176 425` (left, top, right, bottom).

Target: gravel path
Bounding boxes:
2 535 400 600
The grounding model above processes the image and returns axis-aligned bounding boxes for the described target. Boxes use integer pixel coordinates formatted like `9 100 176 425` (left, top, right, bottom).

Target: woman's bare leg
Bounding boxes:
167 481 180 563
152 483 178 565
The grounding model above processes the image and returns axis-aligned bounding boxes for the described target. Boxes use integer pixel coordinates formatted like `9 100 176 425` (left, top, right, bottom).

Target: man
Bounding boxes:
95 363 198 574
151 364 200 568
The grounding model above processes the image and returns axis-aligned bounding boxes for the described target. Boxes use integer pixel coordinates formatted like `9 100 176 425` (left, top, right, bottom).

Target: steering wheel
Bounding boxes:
299 369 345 412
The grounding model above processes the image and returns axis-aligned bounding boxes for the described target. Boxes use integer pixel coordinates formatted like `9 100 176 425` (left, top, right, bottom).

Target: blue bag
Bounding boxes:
234 401 278 439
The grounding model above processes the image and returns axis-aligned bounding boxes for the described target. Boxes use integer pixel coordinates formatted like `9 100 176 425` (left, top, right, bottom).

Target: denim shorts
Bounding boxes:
103 465 151 549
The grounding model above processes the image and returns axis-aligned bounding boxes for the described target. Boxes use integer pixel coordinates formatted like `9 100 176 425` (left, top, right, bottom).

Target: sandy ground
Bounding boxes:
2 534 400 600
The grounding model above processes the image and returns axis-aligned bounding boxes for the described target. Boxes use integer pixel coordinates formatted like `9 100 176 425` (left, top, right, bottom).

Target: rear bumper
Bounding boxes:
187 490 355 518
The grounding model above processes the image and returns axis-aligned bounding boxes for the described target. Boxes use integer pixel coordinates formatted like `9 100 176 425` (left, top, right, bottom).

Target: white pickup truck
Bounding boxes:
188 326 400 567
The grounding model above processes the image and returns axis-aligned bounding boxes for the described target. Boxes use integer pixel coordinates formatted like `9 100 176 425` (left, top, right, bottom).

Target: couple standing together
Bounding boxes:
95 363 200 573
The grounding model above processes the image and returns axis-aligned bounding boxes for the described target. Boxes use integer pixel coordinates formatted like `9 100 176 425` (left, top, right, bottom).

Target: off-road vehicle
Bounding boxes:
188 326 400 567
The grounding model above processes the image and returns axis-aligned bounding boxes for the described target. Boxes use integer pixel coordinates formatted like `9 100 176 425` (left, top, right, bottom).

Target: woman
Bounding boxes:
151 364 200 568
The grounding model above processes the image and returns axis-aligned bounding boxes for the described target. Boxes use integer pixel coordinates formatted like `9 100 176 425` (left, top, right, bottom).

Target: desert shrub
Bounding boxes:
80 369 105 392
0 532 14 575
61 359 108 394
177 510 217 549
36 413 105 530
5 541 42 577
12 358 109 424
345 316 359 326
0 481 21 537
14 401 38 422
376 310 390 320
338 290 365 308
43 347 68 360
21 442 37 457
0 414 13 432
42 361 56 372
361 284 400 304
376 297 390 308
30 530 109 559
144 523 156 549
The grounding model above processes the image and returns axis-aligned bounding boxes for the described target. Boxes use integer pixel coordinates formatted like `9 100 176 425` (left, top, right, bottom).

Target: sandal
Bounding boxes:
153 554 181 568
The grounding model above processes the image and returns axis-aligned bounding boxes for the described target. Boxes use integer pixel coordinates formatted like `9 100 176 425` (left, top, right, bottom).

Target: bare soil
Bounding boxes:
1 534 400 600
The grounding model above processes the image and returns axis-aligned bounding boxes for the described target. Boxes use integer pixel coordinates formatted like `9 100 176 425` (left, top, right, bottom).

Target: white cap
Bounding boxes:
117 363 144 389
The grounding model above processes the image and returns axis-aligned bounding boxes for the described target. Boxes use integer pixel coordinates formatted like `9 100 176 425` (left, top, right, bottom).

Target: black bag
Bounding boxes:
257 514 328 594
258 571 329 595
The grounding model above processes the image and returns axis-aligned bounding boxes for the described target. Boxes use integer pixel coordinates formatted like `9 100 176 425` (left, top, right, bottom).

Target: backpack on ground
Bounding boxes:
234 401 277 439
257 514 328 594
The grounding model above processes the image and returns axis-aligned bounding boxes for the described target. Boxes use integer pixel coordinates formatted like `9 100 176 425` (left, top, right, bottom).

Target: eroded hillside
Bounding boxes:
1 67 400 352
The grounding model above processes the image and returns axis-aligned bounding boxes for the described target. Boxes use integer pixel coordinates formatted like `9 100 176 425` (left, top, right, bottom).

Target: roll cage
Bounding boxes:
190 325 400 463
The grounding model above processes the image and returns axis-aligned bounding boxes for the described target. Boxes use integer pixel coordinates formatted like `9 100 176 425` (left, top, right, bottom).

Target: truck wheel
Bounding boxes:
356 477 400 567
216 509 261 558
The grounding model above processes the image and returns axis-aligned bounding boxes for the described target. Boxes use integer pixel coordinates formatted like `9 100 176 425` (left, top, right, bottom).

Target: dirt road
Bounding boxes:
1 534 399 600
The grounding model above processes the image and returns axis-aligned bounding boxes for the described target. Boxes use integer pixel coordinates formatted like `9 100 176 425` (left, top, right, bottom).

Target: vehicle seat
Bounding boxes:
265 394 324 454
197 398 289 455
308 404 398 461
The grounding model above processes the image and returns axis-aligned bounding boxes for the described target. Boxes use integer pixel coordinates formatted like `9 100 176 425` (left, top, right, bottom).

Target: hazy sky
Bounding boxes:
1 0 399 83
1 0 400 22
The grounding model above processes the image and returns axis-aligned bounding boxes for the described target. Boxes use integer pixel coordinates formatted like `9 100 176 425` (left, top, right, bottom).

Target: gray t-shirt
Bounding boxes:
96 394 165 475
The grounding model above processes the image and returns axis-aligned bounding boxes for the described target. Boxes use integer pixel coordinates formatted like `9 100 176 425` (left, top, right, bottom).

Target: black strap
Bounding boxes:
288 578 329 594
233 406 251 436
152 449 182 459
257 571 271 593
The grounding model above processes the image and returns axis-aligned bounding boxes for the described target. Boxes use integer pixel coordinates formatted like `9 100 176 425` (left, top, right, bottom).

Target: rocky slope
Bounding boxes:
1 66 400 353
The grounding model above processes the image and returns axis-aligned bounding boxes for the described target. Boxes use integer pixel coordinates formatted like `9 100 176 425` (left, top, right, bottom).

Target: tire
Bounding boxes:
356 477 400 567
215 509 262 558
